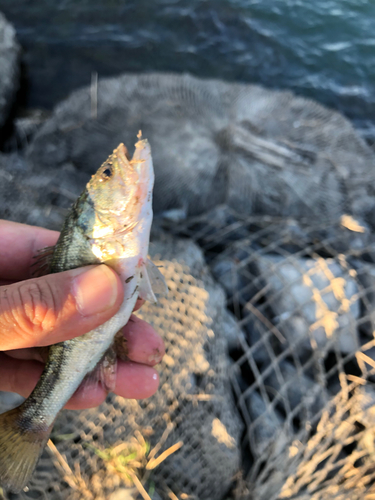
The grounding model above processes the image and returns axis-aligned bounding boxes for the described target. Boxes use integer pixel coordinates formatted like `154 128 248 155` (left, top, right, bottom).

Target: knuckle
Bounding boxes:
6 280 59 341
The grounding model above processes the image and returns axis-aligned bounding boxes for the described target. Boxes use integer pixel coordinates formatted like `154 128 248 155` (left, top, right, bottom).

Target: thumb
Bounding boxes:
0 265 124 350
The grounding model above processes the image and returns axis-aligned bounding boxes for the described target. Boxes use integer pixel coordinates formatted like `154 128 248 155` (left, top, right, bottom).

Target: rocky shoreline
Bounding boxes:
0 12 20 131
2 11 375 229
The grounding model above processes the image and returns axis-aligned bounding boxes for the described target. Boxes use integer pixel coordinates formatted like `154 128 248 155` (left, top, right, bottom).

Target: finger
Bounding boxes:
122 315 165 366
0 265 124 350
66 361 159 409
0 354 159 410
0 220 59 281
4 306 148 361
3 312 154 365
0 353 44 397
3 347 46 362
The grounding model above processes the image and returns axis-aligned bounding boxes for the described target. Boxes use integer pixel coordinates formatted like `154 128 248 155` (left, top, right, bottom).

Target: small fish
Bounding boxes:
0 137 167 492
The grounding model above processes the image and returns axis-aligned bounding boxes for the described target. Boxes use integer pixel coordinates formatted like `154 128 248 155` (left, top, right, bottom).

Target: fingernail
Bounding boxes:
73 265 120 316
148 350 163 364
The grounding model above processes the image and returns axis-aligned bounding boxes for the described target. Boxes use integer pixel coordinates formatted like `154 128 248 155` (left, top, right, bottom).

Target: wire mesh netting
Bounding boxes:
3 209 375 499
163 206 375 500
2 73 375 499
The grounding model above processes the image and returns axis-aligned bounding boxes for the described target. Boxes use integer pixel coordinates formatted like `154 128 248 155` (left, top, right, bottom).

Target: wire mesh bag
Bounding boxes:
2 232 243 500
164 206 375 500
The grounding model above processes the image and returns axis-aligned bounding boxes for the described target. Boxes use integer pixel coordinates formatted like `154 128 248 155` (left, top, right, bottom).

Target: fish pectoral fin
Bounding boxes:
80 346 117 395
138 258 168 304
113 328 128 361
30 245 55 277
145 258 169 297
0 404 53 493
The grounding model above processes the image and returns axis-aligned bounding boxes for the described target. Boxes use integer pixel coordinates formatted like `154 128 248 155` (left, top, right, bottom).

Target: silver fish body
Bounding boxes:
0 137 165 492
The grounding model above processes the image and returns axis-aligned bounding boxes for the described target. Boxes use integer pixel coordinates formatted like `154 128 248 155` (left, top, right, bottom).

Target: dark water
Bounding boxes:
1 0 375 136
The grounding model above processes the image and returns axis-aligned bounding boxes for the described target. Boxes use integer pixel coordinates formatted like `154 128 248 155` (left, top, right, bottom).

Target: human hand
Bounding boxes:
0 220 164 410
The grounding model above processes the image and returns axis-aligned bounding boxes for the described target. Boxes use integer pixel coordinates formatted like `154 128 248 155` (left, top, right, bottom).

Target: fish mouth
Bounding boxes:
116 143 130 164
103 138 153 224
114 143 133 182
114 139 153 187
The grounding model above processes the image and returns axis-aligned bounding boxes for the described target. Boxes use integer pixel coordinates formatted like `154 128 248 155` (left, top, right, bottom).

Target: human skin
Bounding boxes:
0 220 165 410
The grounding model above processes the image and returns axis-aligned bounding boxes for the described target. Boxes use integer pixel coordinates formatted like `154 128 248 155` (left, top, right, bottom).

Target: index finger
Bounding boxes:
0 220 59 281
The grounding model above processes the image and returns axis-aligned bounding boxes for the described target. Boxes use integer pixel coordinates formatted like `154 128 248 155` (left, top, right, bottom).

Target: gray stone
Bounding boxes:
245 390 288 457
0 151 87 230
226 86 375 224
241 314 273 365
351 261 375 338
264 361 327 417
27 73 227 217
202 204 252 243
3 108 51 151
252 254 360 355
219 307 246 353
212 257 239 297
25 72 375 223
311 216 375 257
0 12 20 129
211 248 256 303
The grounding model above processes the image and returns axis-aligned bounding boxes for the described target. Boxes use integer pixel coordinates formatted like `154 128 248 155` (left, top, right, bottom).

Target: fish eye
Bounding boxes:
102 166 113 179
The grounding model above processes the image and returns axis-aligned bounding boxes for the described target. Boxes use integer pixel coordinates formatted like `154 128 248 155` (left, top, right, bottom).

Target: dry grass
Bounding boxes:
47 423 183 500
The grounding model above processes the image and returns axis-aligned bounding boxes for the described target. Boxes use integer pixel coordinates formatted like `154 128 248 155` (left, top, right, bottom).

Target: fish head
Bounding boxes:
85 138 155 261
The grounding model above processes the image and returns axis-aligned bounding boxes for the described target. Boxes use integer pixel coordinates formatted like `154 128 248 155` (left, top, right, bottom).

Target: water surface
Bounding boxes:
1 0 374 135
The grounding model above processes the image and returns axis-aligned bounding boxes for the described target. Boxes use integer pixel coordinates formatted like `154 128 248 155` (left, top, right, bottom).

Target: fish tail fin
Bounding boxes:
0 405 53 493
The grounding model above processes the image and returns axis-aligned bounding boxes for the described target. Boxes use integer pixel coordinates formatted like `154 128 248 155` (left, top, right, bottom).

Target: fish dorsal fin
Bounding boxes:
138 258 168 304
30 246 55 277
